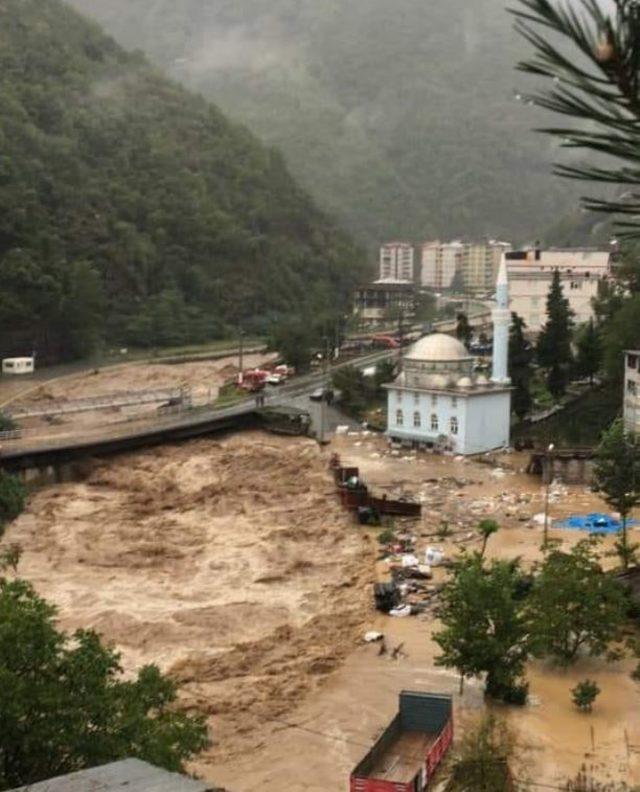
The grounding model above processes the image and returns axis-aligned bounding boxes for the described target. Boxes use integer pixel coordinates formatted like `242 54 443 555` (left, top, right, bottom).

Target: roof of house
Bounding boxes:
9 760 220 792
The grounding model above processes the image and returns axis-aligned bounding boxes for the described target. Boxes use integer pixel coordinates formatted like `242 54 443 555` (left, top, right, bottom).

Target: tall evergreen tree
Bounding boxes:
575 320 602 385
456 312 473 348
537 270 574 399
508 312 533 419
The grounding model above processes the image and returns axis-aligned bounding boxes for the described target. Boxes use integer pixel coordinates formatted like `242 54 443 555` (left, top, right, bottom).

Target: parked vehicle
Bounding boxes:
371 334 400 350
350 691 453 792
237 369 268 392
310 387 334 403
265 373 285 385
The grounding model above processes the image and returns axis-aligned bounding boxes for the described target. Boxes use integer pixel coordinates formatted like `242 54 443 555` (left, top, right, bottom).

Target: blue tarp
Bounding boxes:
554 512 639 534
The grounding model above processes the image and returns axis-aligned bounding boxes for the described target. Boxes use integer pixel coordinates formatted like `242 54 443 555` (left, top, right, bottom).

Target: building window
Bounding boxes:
450 416 459 435
396 409 404 426
628 380 637 396
431 414 439 431
629 355 638 370
451 397 458 409
414 412 421 428
397 390 403 402
431 395 437 407
414 391 420 404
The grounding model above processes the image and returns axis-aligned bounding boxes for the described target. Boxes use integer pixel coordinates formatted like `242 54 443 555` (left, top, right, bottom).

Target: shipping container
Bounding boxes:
350 691 453 792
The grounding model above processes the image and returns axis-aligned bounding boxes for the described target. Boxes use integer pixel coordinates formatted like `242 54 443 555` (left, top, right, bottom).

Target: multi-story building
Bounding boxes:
462 240 512 294
353 282 417 325
379 242 415 282
506 248 612 332
624 350 640 434
421 241 463 290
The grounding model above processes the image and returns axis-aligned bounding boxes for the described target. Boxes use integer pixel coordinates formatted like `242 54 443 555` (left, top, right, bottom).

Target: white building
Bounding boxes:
421 241 463 290
506 248 612 332
462 240 512 294
379 242 414 282
384 259 512 455
624 350 640 434
2 357 35 375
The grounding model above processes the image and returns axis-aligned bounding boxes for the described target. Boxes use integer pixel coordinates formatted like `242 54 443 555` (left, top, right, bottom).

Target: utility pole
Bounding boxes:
543 442 555 550
238 326 244 385
319 334 330 444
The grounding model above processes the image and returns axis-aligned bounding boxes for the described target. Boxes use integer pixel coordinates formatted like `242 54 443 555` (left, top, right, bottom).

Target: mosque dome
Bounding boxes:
457 376 473 388
405 333 471 362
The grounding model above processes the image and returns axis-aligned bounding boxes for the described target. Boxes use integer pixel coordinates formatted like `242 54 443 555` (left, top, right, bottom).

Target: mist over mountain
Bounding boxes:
0 0 365 362
69 0 583 244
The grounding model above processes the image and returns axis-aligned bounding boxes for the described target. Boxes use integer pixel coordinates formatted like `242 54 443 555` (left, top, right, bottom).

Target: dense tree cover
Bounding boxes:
0 472 26 536
537 270 574 399
0 576 208 790
455 313 472 348
434 555 529 703
575 320 602 385
68 0 582 244
0 0 365 362
528 539 627 664
594 419 640 570
509 312 533 419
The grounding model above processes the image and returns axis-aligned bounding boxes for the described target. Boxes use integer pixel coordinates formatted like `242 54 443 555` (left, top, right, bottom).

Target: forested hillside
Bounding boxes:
69 0 583 243
0 0 365 362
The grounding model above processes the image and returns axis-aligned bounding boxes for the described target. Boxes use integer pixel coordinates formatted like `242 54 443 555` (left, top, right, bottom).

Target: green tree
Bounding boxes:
528 539 627 665
331 365 371 416
537 270 574 399
434 556 529 702
0 415 16 433
602 294 640 383
444 714 515 792
508 312 533 419
268 319 316 373
513 0 640 238
477 519 499 560
455 312 472 348
571 680 601 713
0 578 208 790
594 419 640 569
0 472 26 536
575 320 602 385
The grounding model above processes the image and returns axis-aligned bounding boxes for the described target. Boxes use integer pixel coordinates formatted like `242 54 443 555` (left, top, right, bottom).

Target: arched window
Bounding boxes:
414 412 421 428
396 409 404 426
450 416 459 435
431 414 439 431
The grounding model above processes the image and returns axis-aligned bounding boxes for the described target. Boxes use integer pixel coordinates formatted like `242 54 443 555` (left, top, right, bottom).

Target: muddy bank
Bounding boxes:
3 433 376 763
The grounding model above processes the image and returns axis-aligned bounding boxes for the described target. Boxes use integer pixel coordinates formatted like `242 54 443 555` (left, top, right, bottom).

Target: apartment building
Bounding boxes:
379 242 415 282
462 241 512 294
624 350 640 434
506 248 612 332
421 241 463 290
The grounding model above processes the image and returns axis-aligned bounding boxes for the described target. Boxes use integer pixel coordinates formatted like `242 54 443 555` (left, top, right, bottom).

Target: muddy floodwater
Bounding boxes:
3 430 640 790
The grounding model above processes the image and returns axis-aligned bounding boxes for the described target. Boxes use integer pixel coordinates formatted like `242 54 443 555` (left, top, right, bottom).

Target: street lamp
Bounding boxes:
543 443 555 550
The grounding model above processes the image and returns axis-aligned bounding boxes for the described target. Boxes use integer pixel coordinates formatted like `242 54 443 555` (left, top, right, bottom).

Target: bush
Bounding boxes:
0 471 26 534
377 528 396 545
572 679 600 713
0 413 16 432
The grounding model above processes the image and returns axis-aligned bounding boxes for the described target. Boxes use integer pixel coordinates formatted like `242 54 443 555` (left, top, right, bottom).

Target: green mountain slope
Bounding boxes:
0 0 364 362
69 0 583 243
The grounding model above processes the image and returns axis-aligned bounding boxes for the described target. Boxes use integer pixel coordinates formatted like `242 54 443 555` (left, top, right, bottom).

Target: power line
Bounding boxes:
266 715 626 791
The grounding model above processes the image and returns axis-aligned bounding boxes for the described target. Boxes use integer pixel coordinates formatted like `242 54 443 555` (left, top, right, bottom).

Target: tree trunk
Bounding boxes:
459 674 465 695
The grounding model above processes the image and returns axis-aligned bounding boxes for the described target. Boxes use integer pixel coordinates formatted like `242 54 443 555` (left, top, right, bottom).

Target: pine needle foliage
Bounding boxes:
512 0 640 236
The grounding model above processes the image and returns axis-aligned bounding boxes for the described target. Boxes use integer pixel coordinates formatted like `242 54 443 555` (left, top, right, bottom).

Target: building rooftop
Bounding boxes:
405 333 471 362
9 760 220 792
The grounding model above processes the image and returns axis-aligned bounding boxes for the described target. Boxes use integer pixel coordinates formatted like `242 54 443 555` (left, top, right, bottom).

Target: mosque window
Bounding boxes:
451 397 458 408
396 409 404 426
414 412 421 428
450 416 459 435
431 395 438 406
431 414 439 431
414 391 420 404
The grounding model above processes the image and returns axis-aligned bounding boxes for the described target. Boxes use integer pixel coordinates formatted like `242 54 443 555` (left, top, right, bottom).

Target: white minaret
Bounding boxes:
491 254 511 384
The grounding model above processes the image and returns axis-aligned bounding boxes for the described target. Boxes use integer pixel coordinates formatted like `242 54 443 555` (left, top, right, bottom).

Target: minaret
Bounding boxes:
491 254 511 384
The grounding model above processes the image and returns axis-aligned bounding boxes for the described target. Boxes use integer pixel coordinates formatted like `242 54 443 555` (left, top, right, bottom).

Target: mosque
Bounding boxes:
384 257 512 455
